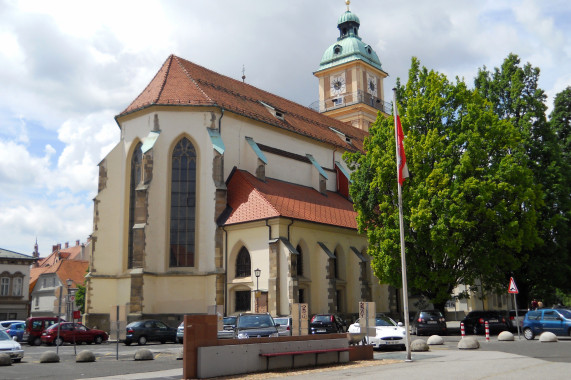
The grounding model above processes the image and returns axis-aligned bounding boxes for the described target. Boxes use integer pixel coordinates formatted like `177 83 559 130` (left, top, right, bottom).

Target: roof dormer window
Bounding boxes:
260 101 285 121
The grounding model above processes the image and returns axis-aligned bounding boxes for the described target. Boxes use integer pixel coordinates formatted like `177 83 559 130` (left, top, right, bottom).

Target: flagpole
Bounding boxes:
393 88 412 362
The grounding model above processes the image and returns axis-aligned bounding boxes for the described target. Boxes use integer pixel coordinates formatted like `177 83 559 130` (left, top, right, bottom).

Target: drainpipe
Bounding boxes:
223 226 228 316
265 219 272 241
217 106 224 133
286 219 294 241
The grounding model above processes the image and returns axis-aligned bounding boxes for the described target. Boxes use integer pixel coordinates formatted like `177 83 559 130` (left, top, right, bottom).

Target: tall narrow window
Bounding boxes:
128 142 143 269
12 277 22 297
170 138 197 267
296 245 303 277
236 247 251 278
0 277 10 296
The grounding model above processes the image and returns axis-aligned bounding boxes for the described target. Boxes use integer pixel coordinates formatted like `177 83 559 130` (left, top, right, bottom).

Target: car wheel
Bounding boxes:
138 336 147 345
177 338 183 344
13 359 21 363
33 337 42 346
94 335 103 344
124 341 132 346
55 337 64 346
524 328 534 340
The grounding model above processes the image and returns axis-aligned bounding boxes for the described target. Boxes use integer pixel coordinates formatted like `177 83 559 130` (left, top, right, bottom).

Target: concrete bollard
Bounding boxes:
0 353 12 366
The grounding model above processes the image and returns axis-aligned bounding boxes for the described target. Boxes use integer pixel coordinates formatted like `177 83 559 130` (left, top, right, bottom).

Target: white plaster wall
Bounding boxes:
92 142 126 276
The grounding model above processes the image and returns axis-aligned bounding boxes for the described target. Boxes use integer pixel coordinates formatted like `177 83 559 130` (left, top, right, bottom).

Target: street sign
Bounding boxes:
508 277 519 294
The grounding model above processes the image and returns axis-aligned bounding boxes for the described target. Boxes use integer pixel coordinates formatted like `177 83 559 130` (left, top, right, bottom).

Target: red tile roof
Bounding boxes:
119 55 367 152
30 244 88 293
224 169 357 229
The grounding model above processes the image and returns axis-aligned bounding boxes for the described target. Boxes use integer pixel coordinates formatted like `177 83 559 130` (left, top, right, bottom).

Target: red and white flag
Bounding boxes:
395 106 409 186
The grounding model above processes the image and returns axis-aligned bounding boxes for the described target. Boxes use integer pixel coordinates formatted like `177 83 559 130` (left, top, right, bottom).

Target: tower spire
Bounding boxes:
346 0 350 11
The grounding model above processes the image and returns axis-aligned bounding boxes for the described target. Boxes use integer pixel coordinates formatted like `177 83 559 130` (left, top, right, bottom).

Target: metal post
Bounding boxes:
393 89 412 362
514 294 521 340
56 287 63 355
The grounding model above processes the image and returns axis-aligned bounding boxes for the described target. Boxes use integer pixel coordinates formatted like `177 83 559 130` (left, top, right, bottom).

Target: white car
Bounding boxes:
348 313 406 350
0 329 24 362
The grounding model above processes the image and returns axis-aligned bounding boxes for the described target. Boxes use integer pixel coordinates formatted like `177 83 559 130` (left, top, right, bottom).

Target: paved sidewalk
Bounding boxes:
85 344 571 380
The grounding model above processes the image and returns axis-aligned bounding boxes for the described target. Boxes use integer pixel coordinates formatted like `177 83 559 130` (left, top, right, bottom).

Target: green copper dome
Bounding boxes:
316 8 382 72
338 10 360 25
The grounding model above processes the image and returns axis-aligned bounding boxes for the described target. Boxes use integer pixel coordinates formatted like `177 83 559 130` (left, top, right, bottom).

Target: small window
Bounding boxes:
543 311 558 321
332 97 343 106
298 289 305 304
236 247 251 278
235 290 251 312
333 45 342 54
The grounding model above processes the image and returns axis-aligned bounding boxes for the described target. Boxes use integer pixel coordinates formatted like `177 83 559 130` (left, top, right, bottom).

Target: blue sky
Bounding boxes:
1 0 570 256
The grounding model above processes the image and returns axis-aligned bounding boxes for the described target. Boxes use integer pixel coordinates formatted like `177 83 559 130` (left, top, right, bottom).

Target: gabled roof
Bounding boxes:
223 169 357 230
29 260 89 294
118 55 367 152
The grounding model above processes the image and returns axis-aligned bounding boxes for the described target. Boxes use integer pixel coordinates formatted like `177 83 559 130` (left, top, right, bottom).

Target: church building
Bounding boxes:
85 3 398 329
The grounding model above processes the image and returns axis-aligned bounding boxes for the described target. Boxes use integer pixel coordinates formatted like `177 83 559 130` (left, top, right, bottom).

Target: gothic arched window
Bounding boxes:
128 142 142 269
296 244 303 277
169 138 197 267
236 247 251 278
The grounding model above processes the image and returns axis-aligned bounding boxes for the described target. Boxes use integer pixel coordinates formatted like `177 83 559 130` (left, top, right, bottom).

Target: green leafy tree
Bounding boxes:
345 57 542 310
75 283 86 314
475 56 571 306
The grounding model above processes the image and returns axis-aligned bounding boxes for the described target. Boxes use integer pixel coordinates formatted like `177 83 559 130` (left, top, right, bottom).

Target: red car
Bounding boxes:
41 322 108 345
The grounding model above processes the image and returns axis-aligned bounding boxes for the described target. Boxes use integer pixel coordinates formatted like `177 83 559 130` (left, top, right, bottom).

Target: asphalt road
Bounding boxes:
2 335 570 379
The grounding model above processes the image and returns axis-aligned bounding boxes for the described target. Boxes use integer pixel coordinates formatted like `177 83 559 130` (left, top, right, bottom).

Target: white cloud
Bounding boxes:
0 0 569 254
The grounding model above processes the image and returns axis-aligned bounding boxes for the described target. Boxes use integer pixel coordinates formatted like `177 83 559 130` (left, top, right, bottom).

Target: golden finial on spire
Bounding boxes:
346 0 350 11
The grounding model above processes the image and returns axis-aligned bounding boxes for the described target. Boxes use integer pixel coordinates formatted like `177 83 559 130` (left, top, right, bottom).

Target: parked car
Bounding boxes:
461 311 509 335
5 322 25 342
523 308 571 340
274 316 292 336
0 329 24 362
309 314 347 334
218 316 237 339
0 320 25 329
176 321 184 343
124 320 177 345
411 310 447 336
348 313 406 350
41 322 108 345
22 317 59 346
507 309 529 332
233 313 279 339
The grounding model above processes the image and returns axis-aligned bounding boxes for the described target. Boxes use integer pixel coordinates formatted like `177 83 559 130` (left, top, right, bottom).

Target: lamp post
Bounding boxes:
254 268 261 312
66 278 73 322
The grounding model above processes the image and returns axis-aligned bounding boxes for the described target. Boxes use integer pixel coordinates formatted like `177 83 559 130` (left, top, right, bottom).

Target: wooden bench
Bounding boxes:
260 347 349 370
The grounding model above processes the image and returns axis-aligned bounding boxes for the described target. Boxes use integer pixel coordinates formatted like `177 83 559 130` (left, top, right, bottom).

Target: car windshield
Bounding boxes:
312 315 332 323
559 309 571 319
421 311 442 318
374 315 396 327
274 318 288 325
237 315 274 329
0 330 11 341
223 317 236 325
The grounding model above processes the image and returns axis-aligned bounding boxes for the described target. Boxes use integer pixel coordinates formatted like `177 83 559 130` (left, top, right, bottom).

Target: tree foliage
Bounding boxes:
476 56 571 305
345 57 542 309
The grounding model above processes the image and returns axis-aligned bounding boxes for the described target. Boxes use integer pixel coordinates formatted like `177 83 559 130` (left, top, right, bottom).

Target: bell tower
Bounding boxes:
314 1 389 132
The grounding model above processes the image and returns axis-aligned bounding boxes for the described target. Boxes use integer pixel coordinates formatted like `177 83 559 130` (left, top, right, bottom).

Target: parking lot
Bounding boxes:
2 332 570 379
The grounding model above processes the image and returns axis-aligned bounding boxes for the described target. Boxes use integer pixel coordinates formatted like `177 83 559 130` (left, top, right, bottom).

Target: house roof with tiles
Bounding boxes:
222 169 357 229
118 55 367 152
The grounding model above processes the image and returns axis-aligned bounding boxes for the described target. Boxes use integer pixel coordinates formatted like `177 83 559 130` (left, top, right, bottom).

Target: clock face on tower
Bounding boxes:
367 73 378 97
330 73 346 96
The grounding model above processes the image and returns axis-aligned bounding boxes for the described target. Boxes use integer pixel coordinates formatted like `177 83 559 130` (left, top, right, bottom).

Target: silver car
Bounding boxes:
0 329 24 362
274 317 292 336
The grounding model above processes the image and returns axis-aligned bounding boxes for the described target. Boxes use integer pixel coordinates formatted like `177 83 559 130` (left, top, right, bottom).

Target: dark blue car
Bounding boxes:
522 308 571 340
6 322 25 342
